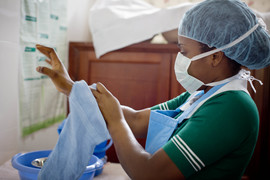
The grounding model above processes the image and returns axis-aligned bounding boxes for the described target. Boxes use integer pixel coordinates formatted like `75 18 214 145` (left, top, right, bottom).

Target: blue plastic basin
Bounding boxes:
11 150 102 180
94 139 113 159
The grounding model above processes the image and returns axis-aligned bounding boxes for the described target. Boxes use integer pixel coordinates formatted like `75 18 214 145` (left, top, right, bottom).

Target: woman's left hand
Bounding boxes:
92 83 124 130
35 44 74 96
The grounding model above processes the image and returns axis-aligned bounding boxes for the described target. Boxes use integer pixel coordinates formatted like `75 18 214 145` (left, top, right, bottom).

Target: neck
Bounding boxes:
203 70 240 93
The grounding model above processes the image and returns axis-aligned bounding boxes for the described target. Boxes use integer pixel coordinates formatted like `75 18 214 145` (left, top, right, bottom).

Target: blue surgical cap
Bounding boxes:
178 0 270 70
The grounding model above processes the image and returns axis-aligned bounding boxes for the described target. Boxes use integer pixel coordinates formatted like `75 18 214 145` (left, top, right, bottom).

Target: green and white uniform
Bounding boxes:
151 79 259 179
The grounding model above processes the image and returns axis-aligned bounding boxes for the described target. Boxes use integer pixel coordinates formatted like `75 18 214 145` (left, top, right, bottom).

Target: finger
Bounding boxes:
36 44 54 58
45 59 52 65
96 82 109 94
49 50 61 64
36 66 56 78
36 44 62 64
91 89 101 100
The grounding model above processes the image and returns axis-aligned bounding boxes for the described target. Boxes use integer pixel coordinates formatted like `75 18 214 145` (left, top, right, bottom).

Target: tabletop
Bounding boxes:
0 159 130 180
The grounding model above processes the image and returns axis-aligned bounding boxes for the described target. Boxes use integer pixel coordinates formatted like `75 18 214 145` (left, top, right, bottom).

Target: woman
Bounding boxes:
36 0 270 179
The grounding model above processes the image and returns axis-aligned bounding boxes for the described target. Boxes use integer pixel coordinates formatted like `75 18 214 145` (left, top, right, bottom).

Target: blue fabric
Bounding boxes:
178 0 270 70
38 80 110 180
155 109 181 118
145 84 226 154
57 119 113 160
57 119 65 135
145 111 179 154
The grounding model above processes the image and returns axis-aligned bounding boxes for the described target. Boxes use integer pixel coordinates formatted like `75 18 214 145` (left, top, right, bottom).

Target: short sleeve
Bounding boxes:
151 92 190 110
163 91 259 178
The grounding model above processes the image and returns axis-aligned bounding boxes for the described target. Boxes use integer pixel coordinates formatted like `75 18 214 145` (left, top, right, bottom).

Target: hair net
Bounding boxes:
178 0 270 70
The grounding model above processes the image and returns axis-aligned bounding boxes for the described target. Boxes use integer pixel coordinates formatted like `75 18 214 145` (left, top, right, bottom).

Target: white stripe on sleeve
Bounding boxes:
159 104 163 110
176 135 205 167
162 103 166 110
172 138 198 172
172 135 205 171
164 102 169 110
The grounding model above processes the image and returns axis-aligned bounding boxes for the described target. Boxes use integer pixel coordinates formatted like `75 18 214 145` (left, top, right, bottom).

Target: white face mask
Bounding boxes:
174 52 240 94
174 52 206 94
175 23 260 94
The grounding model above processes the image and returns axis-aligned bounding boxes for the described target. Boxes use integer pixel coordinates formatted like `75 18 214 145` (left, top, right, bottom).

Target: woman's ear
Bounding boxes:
211 51 224 67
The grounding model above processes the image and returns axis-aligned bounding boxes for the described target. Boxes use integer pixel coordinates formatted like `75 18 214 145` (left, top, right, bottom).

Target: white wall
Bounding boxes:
67 0 96 42
18 123 61 153
0 0 96 165
0 0 20 165
0 0 62 165
18 0 98 155
0 0 57 165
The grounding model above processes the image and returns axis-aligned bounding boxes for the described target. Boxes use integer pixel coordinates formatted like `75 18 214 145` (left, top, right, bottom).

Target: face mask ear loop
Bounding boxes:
240 70 263 93
190 23 260 61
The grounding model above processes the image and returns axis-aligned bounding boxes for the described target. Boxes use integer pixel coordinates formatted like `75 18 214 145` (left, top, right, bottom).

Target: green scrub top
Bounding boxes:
151 90 259 180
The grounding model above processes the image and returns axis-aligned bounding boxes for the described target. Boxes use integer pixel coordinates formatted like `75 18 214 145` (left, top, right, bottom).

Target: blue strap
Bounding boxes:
176 83 226 125
155 90 204 118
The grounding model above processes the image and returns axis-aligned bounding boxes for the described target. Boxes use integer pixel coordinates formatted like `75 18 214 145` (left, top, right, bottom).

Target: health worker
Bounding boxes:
36 0 270 179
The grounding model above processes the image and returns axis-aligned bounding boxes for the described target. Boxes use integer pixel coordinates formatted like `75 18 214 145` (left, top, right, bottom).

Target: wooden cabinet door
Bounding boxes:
69 48 171 110
69 42 173 162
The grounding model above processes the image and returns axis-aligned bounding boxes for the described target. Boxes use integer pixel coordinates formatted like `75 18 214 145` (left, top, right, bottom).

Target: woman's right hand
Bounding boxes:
36 44 74 96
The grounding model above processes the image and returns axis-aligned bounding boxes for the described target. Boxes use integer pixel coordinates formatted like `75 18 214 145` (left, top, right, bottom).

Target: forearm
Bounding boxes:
109 119 156 180
121 105 137 123
92 83 184 180
121 105 150 138
109 119 184 180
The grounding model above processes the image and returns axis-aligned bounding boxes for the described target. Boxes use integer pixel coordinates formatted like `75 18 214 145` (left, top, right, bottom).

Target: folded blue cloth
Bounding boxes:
38 80 110 180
